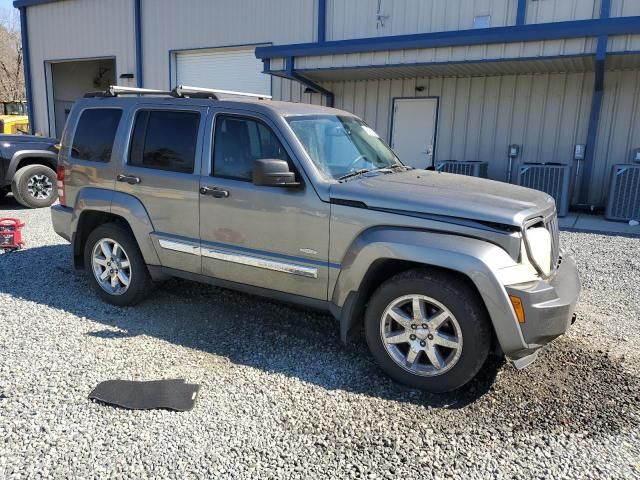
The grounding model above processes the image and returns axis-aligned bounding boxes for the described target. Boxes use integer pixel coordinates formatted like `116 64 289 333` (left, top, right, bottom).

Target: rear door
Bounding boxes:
115 104 207 273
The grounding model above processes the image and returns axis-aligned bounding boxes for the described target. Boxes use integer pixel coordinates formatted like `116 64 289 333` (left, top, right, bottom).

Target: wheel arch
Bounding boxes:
7 150 58 182
331 227 528 355
71 188 160 269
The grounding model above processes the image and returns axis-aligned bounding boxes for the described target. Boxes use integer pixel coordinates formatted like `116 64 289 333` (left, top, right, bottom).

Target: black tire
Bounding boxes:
364 269 492 393
11 164 58 208
84 222 153 306
0 187 8 200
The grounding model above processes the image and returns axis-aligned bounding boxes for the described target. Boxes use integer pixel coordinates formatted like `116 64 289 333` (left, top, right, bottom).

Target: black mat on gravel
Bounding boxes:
89 379 199 411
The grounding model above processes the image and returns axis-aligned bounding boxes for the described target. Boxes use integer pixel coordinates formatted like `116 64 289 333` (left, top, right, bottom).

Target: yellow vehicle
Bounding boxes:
0 101 30 134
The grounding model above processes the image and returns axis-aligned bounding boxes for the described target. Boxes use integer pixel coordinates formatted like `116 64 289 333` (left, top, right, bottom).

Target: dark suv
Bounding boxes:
51 86 580 393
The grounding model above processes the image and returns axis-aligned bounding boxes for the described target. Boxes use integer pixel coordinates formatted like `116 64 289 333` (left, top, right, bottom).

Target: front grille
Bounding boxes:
545 214 560 271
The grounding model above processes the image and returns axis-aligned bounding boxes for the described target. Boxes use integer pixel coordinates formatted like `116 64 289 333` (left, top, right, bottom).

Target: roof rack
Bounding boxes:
172 85 272 100
84 85 272 100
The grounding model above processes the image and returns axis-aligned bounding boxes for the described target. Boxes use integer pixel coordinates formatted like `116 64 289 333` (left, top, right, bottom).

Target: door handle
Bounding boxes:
117 174 142 185
200 186 229 198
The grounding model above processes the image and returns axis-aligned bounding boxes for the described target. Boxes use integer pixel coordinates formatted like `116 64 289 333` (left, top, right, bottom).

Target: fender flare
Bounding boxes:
332 227 528 354
71 188 161 266
6 150 58 182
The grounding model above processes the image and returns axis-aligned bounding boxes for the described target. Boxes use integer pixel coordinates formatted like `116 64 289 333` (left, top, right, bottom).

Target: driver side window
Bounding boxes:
212 115 289 181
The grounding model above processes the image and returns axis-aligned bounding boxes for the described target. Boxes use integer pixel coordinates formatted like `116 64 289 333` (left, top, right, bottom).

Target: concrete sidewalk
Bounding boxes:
559 213 640 236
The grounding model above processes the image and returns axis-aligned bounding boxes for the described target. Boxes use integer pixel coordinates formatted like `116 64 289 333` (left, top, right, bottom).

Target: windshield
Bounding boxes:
287 115 403 180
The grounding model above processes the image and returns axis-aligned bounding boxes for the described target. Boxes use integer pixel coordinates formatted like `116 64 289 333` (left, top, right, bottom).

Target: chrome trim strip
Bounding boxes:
158 239 200 256
202 247 318 279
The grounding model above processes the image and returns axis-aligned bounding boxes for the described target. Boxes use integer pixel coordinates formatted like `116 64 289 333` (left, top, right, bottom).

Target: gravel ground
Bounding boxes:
1 198 639 479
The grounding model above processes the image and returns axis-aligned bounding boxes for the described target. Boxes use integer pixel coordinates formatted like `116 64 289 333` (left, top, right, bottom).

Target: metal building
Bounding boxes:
15 0 640 207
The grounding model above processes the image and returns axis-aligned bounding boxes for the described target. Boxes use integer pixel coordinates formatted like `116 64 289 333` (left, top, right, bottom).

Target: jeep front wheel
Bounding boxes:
364 269 492 393
84 223 152 306
11 164 58 208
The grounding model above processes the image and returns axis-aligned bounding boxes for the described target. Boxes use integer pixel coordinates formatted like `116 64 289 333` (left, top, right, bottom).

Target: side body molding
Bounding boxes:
331 227 528 354
7 150 58 181
71 188 161 266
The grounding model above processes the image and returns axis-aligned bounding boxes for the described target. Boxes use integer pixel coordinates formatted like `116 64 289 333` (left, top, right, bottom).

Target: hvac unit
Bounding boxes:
436 160 488 178
517 163 571 217
605 164 640 221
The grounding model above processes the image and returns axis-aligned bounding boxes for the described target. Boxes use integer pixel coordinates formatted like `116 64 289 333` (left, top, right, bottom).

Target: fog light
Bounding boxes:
510 295 526 324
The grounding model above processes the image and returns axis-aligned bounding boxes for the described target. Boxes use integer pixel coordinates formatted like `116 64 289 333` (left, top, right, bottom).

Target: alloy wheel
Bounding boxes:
26 174 53 200
91 238 132 295
379 294 463 376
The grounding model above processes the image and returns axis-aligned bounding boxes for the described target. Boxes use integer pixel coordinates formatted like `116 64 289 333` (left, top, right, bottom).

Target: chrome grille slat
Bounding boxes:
545 214 560 271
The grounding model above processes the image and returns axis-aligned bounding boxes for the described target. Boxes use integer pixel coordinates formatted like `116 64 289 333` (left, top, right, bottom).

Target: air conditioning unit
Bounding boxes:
517 163 571 217
605 164 640 221
436 160 488 178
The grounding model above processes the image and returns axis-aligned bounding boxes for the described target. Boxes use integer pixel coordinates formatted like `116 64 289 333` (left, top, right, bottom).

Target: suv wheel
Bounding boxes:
365 269 492 393
84 223 152 306
11 164 58 208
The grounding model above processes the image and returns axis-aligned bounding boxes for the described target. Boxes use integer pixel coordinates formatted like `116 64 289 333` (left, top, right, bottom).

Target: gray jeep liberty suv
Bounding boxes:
51 86 580 393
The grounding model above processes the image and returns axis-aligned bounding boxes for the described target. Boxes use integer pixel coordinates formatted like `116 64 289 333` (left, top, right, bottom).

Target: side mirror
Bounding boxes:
253 159 300 187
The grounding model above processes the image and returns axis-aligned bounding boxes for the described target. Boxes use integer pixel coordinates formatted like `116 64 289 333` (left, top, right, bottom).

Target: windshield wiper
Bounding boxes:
337 169 371 181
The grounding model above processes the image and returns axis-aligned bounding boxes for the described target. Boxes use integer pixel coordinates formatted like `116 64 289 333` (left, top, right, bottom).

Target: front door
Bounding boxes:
199 111 330 300
390 98 438 169
115 104 207 274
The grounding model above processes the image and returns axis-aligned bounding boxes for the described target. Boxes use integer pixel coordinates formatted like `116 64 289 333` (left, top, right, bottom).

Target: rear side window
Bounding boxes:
71 108 122 162
213 115 289 180
129 110 200 173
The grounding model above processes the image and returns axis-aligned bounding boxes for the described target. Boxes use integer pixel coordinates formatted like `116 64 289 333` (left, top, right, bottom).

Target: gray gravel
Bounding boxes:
1 197 639 479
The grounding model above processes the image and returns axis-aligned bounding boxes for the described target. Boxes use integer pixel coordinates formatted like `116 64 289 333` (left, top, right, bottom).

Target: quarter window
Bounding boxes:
71 108 122 162
212 115 289 180
129 110 200 173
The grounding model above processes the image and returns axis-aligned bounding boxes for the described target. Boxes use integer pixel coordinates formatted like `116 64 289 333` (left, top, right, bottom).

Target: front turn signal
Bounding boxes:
510 295 526 324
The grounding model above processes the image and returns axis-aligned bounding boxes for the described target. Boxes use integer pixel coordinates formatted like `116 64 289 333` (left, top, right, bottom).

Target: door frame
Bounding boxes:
389 96 440 169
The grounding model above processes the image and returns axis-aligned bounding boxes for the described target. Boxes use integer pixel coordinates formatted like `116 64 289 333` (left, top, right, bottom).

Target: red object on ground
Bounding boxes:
0 218 25 251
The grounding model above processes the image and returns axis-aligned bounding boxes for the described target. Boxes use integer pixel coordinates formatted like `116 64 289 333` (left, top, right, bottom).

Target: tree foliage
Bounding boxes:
0 8 25 103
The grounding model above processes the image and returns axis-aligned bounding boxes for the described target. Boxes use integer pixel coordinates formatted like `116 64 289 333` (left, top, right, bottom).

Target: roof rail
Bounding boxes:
172 85 272 100
83 85 272 100
84 86 171 98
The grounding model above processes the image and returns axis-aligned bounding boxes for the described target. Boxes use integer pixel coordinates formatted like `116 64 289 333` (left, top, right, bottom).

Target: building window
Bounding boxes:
71 108 122 162
129 110 200 174
473 15 491 29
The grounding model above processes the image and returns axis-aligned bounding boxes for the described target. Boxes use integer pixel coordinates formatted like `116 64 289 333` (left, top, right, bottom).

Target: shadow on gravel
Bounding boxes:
0 195 29 211
2 244 640 432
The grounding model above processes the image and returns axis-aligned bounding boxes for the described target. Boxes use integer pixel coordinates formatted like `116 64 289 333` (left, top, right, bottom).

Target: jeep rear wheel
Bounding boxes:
11 164 57 208
84 223 152 306
365 269 492 393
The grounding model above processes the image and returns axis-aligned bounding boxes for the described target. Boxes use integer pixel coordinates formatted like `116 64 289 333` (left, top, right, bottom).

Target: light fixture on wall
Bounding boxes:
415 86 426 92
119 73 134 79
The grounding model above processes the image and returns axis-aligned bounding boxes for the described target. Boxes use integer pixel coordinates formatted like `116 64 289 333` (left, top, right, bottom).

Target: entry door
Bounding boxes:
199 112 330 300
390 98 438 169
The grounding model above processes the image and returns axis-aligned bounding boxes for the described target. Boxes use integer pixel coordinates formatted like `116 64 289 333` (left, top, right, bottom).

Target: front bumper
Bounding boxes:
504 253 581 365
51 204 73 242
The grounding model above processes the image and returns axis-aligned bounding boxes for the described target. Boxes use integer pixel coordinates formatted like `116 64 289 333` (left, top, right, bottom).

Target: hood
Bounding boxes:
329 170 556 227
0 134 58 144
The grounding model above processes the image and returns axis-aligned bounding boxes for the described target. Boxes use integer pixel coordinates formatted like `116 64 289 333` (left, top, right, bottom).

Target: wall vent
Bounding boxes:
436 161 488 178
605 164 640 221
517 163 571 217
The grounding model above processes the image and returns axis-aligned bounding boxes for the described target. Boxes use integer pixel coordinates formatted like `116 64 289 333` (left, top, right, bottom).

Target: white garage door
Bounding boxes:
175 47 271 96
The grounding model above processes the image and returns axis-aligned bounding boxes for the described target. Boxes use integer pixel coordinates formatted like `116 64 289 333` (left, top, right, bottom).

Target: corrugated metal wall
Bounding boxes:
141 0 317 90
26 0 136 135
525 0 600 23
592 69 640 204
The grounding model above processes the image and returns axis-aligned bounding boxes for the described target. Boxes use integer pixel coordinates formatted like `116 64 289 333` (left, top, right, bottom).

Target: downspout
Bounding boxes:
19 6 34 135
516 0 527 26
134 0 144 87
285 56 334 107
577 0 611 206
318 0 327 42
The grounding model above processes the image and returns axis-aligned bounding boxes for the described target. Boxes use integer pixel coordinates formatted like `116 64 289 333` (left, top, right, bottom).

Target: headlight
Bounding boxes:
525 226 552 276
